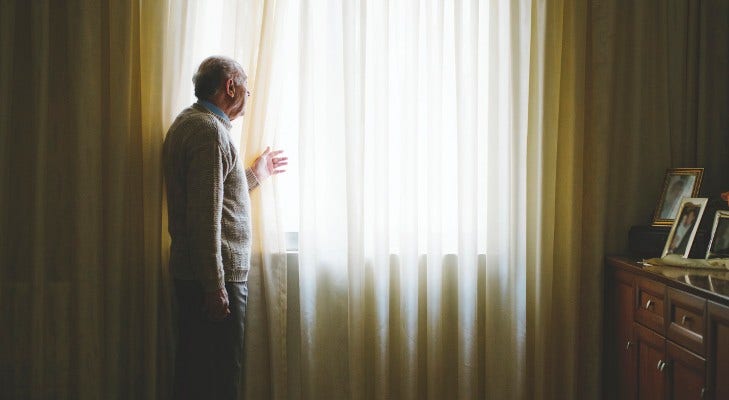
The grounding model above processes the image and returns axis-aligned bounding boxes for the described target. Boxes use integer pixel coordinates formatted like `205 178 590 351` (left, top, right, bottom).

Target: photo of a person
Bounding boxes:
662 198 707 258
708 214 729 258
667 205 700 254
658 175 696 220
653 169 704 226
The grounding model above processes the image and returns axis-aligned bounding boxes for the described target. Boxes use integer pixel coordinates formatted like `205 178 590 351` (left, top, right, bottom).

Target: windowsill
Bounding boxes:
285 231 299 253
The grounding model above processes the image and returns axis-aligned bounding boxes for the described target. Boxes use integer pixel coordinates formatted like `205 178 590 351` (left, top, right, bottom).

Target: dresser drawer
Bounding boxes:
635 277 666 334
667 287 706 356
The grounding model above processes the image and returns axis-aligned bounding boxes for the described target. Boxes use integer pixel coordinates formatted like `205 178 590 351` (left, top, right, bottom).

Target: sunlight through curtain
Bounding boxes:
294 0 547 398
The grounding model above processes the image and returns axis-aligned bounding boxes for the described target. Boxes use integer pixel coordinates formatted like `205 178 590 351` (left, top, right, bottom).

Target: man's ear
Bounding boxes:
226 79 236 97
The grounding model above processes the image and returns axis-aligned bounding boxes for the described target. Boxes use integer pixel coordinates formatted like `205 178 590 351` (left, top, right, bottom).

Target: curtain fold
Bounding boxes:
530 0 589 397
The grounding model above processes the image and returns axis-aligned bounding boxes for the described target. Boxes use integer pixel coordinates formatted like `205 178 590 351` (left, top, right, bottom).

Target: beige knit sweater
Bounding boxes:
163 103 259 292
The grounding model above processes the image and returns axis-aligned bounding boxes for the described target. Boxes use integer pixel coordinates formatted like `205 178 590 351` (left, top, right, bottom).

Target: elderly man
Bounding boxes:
163 56 286 399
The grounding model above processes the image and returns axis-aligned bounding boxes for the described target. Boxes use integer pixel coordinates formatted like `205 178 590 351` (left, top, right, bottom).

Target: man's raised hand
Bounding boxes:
252 146 287 182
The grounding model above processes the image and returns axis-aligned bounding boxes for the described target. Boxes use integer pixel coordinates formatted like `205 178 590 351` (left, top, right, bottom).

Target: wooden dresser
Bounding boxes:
604 256 729 400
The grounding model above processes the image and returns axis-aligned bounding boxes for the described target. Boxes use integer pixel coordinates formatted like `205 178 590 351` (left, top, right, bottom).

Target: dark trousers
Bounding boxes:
173 280 248 400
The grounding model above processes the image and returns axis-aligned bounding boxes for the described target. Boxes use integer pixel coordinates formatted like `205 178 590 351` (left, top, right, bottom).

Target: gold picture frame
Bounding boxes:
662 198 707 258
652 168 704 226
706 211 729 259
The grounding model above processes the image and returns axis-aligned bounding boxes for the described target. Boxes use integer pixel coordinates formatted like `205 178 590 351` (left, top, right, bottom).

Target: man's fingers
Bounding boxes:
203 288 230 320
269 150 284 157
261 146 271 156
273 169 286 175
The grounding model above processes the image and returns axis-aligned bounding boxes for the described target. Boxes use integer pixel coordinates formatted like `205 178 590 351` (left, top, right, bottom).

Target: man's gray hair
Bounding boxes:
192 56 247 100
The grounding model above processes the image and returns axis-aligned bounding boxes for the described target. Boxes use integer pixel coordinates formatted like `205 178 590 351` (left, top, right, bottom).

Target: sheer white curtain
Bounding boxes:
294 0 533 398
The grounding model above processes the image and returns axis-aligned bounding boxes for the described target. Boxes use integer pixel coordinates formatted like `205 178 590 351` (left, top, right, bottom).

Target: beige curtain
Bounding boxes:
0 0 172 399
529 0 593 398
590 0 729 254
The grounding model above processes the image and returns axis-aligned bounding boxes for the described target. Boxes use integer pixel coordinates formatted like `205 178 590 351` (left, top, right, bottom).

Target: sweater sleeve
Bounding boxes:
245 167 260 192
186 140 226 292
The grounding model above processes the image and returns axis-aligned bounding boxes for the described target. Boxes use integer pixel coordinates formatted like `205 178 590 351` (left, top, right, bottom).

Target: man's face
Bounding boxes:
229 79 250 121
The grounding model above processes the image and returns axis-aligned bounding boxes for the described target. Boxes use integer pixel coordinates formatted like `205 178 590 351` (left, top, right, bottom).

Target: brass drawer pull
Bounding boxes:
625 340 633 351
681 315 691 325
645 299 654 309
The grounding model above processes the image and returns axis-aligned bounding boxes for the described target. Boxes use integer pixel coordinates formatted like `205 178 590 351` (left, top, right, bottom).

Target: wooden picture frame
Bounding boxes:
662 198 707 258
706 211 729 259
652 168 703 226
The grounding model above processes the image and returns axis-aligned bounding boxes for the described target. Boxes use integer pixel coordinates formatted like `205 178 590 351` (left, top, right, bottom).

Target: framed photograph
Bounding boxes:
706 211 729 259
662 198 708 258
652 168 704 226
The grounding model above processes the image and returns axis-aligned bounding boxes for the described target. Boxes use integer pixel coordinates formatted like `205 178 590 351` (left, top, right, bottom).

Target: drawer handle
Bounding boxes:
681 315 691 325
656 360 669 372
625 340 633 351
645 299 654 309
700 387 706 399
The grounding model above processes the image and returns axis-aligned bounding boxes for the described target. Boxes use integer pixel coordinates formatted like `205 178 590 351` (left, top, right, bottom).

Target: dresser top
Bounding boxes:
608 256 729 305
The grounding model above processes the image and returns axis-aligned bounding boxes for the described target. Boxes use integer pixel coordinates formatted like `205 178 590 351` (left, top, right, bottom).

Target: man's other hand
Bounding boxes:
204 287 230 321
